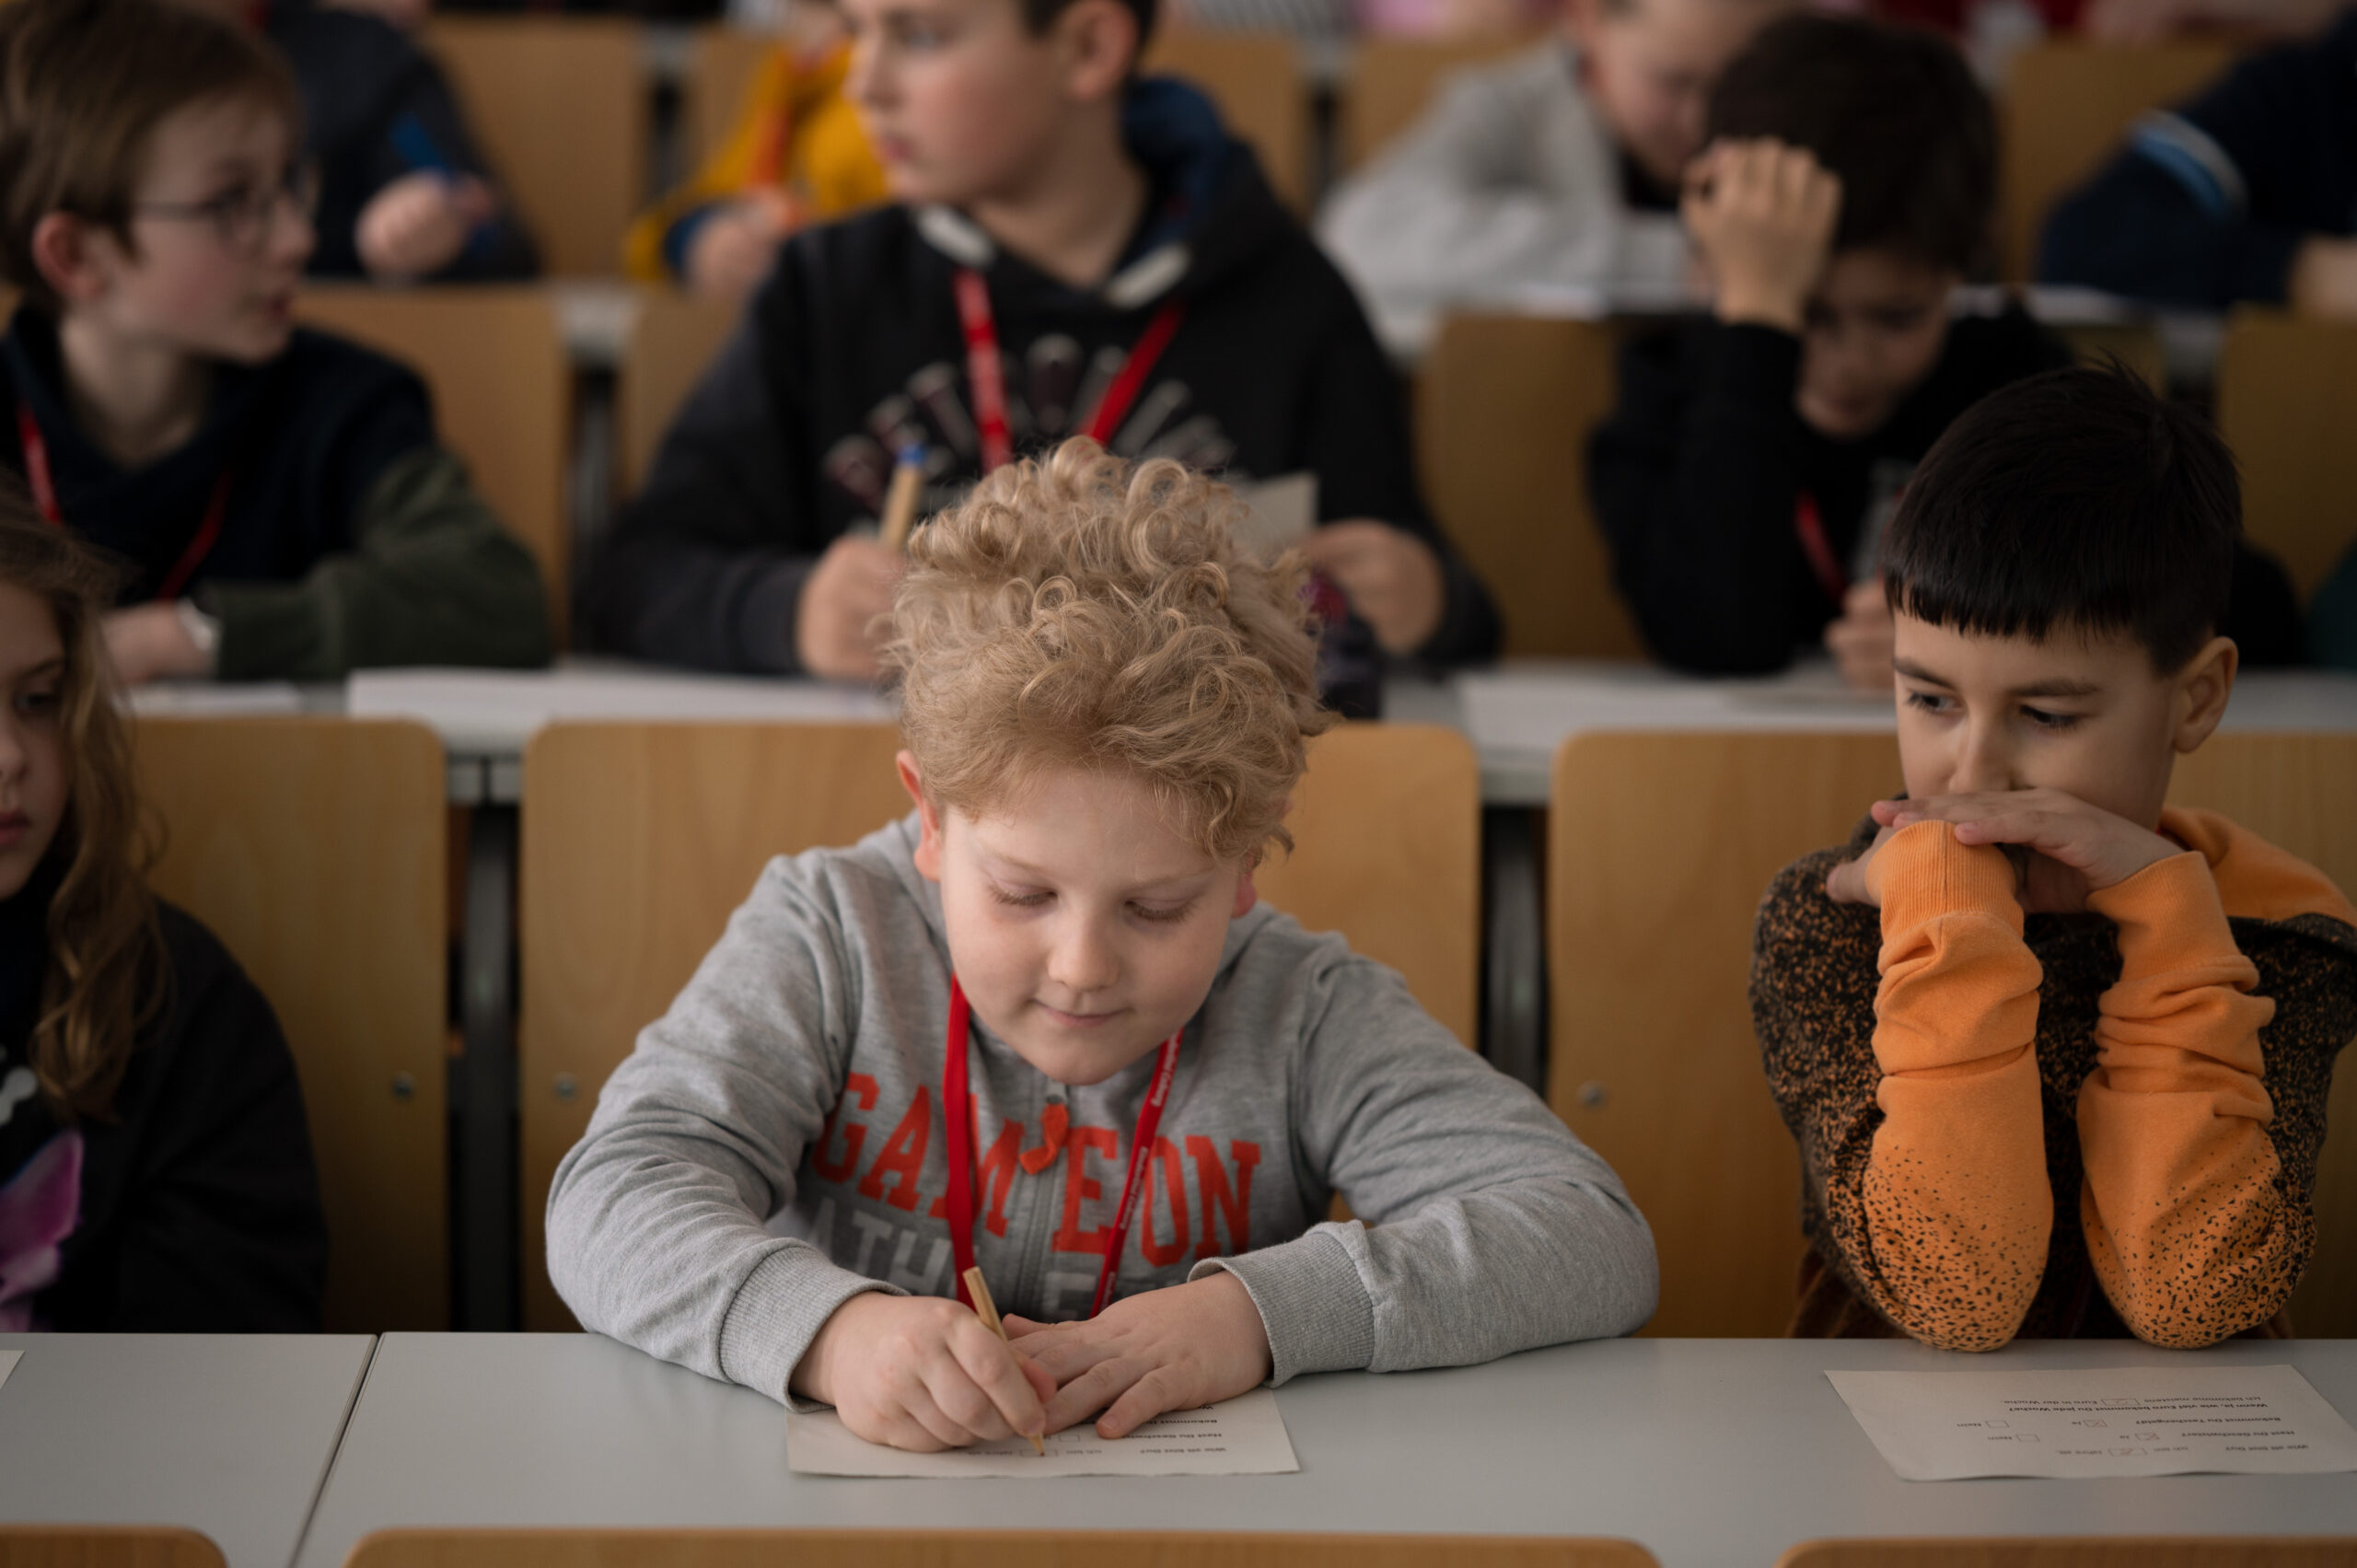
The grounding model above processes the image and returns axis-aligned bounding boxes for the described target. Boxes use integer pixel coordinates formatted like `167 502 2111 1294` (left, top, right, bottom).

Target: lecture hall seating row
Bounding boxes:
433 17 2239 284
132 714 2357 1342
291 278 2357 666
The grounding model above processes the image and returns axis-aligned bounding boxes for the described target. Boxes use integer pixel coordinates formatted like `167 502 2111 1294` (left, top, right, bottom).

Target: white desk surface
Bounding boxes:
0 1333 374 1568
296 1334 2357 1568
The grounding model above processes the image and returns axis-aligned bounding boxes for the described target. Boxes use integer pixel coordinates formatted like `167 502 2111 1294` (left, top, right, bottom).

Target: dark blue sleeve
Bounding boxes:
2038 16 2357 308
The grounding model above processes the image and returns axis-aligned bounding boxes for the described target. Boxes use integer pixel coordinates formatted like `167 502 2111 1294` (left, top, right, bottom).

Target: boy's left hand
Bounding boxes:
1300 522 1445 655
1001 1270 1272 1439
1875 790 2180 913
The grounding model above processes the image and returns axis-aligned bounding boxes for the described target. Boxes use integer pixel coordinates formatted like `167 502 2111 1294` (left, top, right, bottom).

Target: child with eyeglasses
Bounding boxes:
0 0 551 683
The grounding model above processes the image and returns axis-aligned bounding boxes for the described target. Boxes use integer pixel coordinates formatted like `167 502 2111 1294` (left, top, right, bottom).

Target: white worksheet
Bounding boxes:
1829 1365 2357 1481
1229 473 1317 559
786 1387 1300 1479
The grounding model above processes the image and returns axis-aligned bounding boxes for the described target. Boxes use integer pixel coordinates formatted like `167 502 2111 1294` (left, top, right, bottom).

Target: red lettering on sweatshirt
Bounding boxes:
1051 1125 1120 1254
857 1086 932 1212
1189 1135 1260 1259
808 1073 880 1183
929 1116 1026 1237
1139 1135 1191 1266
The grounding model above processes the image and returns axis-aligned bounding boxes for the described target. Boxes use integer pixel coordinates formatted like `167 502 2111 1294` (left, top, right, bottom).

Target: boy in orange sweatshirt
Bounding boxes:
1751 363 2357 1351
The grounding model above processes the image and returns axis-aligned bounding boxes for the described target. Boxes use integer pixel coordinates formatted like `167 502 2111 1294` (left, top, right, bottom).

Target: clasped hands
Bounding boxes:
788 1268 1272 1453
1826 789 2180 914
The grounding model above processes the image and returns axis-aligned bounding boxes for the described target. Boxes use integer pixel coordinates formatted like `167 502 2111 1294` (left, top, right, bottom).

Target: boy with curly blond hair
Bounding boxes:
549 439 1655 1452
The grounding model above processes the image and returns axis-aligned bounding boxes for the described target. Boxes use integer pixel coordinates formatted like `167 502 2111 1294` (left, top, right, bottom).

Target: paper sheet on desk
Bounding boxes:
787 1387 1300 1478
1829 1365 2357 1481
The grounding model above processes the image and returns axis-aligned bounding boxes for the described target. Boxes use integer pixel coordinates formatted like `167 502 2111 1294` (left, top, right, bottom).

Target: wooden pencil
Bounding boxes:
877 448 924 554
961 1264 1046 1456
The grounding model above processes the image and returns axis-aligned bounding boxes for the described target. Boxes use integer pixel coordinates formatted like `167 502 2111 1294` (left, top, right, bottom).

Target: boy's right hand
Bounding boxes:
685 191 798 302
789 1292 1054 1452
1683 139 1841 336
796 535 904 681
357 172 498 282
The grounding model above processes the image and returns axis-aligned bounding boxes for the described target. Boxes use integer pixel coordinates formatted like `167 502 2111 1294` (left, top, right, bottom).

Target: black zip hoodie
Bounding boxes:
1587 310 2307 673
0 867 326 1331
584 77 1501 674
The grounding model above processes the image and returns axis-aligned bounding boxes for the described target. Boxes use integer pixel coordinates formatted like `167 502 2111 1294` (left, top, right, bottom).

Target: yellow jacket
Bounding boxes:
623 42 889 282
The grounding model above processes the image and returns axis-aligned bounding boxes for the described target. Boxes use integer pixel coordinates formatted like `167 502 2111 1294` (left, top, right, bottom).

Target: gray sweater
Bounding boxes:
546 815 1657 1405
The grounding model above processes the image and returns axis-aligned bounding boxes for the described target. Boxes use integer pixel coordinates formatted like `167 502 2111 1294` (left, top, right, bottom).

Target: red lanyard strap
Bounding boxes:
16 402 230 602
950 267 1185 475
941 974 1182 1318
1793 491 1847 607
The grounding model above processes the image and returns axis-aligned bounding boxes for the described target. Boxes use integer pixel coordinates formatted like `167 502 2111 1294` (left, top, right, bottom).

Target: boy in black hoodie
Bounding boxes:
0 0 551 683
585 0 1499 683
1588 13 2305 681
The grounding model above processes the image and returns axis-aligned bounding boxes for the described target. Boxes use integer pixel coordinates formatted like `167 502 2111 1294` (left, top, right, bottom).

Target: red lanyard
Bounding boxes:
951 267 1185 474
941 975 1183 1319
1793 491 1847 606
16 404 231 603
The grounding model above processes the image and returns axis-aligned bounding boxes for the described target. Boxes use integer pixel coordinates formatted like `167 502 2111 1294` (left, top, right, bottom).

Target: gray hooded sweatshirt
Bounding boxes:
546 814 1658 1405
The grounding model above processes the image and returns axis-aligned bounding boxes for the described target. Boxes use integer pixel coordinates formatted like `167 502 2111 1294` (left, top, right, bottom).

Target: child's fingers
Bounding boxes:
1096 1365 1188 1440
1007 1322 1118 1387
1041 1354 1142 1434
898 1376 993 1448
943 1319 1046 1439
1868 798 1906 825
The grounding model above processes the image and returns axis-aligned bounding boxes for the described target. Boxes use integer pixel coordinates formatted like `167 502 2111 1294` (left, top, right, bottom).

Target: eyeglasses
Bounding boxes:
132 162 319 255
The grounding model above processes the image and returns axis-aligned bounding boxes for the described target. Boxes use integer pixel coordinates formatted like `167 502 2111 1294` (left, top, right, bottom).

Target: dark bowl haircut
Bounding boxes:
1706 12 1994 275
1882 362 2240 675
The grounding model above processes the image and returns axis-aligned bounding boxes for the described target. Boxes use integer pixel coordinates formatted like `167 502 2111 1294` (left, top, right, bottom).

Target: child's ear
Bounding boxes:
896 749 946 881
30 212 118 308
1231 853 1260 918
2170 634 2239 755
1051 0 1138 104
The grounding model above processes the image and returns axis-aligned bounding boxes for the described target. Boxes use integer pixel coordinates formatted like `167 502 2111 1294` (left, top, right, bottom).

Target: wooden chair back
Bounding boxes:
1997 41 2235 282
345 1529 1660 1568
1778 1540 2357 1568
517 719 1480 1329
2216 310 2357 601
680 26 776 174
1336 33 1539 172
2166 733 2357 1335
296 286 573 644
1418 314 1644 659
1549 730 1900 1337
1255 724 1480 1048
0 1528 226 1568
134 717 447 1331
424 17 649 277
617 288 746 498
518 721 906 1331
1143 30 1310 212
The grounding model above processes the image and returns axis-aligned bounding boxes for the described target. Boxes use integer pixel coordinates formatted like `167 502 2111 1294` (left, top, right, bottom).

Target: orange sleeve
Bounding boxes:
1860 821 2052 1351
2078 851 2287 1347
